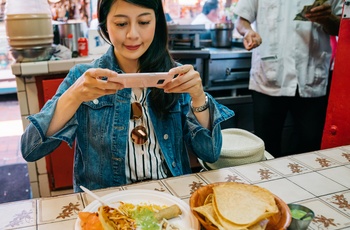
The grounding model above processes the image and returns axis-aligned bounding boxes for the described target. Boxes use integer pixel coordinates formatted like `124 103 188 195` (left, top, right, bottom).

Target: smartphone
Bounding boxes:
107 72 175 88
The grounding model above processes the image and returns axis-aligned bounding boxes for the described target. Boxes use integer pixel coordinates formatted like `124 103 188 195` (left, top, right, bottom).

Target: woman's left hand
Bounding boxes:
164 65 205 100
166 65 210 128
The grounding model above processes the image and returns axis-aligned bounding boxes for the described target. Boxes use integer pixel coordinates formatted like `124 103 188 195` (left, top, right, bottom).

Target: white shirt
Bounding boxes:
234 0 343 97
126 89 167 183
191 13 214 30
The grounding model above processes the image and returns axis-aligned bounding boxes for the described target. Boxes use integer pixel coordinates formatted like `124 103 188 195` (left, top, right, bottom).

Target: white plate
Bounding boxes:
75 189 200 230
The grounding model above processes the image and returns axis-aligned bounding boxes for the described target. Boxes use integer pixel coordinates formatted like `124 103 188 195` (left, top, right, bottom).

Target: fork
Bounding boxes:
79 185 128 216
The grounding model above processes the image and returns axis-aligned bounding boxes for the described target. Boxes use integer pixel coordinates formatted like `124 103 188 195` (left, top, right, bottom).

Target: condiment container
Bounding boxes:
287 203 315 230
5 0 53 49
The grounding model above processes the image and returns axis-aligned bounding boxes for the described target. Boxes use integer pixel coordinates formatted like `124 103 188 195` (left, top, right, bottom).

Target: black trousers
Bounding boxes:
251 90 328 158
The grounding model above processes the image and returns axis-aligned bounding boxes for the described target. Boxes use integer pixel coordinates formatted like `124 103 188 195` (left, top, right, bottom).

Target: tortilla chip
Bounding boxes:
193 204 226 230
194 202 268 230
212 183 279 226
204 193 214 205
212 194 249 229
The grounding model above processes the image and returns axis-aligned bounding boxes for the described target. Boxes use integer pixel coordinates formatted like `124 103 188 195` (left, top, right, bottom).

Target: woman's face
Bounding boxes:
106 0 156 68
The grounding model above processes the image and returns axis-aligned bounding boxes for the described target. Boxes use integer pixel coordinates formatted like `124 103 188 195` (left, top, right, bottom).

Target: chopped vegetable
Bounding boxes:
291 209 312 220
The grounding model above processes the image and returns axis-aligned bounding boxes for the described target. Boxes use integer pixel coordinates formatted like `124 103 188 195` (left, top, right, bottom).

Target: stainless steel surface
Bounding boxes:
210 23 234 48
167 24 207 34
206 48 251 92
54 21 84 52
170 48 252 93
10 46 54 62
287 204 315 230
210 23 234 30
168 24 207 50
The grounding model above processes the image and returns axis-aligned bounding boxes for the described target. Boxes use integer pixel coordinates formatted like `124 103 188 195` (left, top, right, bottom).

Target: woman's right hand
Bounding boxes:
46 68 123 136
69 68 124 103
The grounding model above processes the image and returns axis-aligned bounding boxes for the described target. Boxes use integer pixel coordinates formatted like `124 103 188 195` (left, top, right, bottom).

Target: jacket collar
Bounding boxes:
97 46 124 74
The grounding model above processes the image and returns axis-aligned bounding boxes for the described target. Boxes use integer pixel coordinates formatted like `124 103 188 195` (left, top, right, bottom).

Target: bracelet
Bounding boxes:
191 96 209 113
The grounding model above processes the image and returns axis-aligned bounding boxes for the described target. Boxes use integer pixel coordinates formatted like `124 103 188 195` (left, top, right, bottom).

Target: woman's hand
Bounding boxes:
69 68 124 103
46 68 123 136
165 65 210 128
165 65 206 103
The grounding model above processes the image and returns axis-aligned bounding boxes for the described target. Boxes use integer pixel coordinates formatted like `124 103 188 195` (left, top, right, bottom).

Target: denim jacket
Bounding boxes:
21 47 234 192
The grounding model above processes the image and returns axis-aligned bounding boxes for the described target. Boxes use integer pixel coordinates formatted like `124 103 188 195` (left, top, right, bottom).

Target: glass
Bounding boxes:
130 102 148 145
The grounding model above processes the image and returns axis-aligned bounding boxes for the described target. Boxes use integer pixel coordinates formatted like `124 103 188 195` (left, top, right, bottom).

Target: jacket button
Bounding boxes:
163 134 169 140
172 162 176 167
93 99 99 104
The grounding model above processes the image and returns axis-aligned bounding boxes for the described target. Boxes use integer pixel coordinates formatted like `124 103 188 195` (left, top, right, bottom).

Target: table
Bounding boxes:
1 145 350 230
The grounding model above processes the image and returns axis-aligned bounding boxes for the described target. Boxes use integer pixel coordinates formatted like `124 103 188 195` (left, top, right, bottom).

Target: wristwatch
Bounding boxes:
191 96 209 113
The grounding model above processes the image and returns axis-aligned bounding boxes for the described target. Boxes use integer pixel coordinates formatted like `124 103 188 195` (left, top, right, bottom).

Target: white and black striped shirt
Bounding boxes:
125 89 168 183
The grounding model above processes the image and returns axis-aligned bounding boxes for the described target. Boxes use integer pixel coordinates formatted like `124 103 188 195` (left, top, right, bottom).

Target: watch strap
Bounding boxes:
191 96 209 113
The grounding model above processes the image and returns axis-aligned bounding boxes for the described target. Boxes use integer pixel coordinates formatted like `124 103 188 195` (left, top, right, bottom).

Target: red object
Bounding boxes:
36 76 74 191
78 37 89 56
321 15 350 149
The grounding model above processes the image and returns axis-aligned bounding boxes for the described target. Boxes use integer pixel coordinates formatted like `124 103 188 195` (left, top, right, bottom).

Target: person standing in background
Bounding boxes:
191 0 220 39
233 0 342 157
191 0 220 28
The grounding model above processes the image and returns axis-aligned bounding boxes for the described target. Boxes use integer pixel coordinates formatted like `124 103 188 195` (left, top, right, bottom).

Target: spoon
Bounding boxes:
79 185 128 216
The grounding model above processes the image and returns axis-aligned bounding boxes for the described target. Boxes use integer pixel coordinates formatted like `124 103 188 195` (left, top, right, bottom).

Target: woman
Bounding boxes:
21 0 234 192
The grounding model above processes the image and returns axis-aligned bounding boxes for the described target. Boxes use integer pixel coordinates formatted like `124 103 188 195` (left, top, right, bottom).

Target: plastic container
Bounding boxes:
5 0 53 49
5 0 51 15
5 14 53 49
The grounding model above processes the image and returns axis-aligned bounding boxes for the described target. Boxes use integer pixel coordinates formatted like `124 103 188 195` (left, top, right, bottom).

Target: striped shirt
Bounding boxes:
125 89 168 183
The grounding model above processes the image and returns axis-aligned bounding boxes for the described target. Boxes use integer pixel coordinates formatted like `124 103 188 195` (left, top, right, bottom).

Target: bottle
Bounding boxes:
66 33 79 58
66 33 73 50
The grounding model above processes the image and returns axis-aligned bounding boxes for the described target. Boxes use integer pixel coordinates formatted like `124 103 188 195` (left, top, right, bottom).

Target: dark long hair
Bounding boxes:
97 0 179 118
